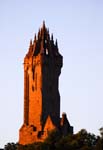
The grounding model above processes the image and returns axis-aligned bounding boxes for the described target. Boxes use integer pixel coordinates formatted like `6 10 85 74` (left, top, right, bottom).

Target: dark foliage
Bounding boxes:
4 143 18 150
5 129 103 150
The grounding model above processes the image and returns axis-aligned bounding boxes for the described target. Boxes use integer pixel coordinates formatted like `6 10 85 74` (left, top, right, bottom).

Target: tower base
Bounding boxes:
19 114 73 145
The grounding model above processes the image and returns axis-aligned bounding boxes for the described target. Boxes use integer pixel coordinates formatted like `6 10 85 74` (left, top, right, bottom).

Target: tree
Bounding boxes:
55 129 98 150
95 127 103 150
4 143 18 150
5 129 99 150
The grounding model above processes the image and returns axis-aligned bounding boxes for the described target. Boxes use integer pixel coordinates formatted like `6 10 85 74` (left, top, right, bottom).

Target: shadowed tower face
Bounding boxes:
19 22 64 145
24 22 62 129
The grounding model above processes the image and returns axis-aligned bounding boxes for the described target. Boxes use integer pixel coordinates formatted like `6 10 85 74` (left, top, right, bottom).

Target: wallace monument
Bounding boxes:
19 22 73 145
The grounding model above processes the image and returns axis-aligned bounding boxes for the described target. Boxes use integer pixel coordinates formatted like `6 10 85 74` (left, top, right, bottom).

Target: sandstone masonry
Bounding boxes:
19 22 73 145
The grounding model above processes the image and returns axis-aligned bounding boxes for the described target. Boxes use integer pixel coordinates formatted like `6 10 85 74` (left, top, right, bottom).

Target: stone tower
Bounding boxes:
19 22 73 145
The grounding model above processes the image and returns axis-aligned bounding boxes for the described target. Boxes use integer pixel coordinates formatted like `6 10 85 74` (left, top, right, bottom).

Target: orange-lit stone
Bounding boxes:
19 22 73 145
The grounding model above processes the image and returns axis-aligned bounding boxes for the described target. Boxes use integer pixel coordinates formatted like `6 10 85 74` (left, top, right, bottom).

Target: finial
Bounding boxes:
43 20 45 28
55 39 58 48
51 34 54 41
30 39 32 46
38 28 40 34
47 28 49 33
34 34 36 42
38 28 41 39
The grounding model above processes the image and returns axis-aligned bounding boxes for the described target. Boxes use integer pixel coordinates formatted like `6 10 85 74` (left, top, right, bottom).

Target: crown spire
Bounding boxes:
34 34 36 42
42 20 46 29
38 28 41 39
51 34 54 41
55 39 58 48
26 22 61 57
30 39 32 46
